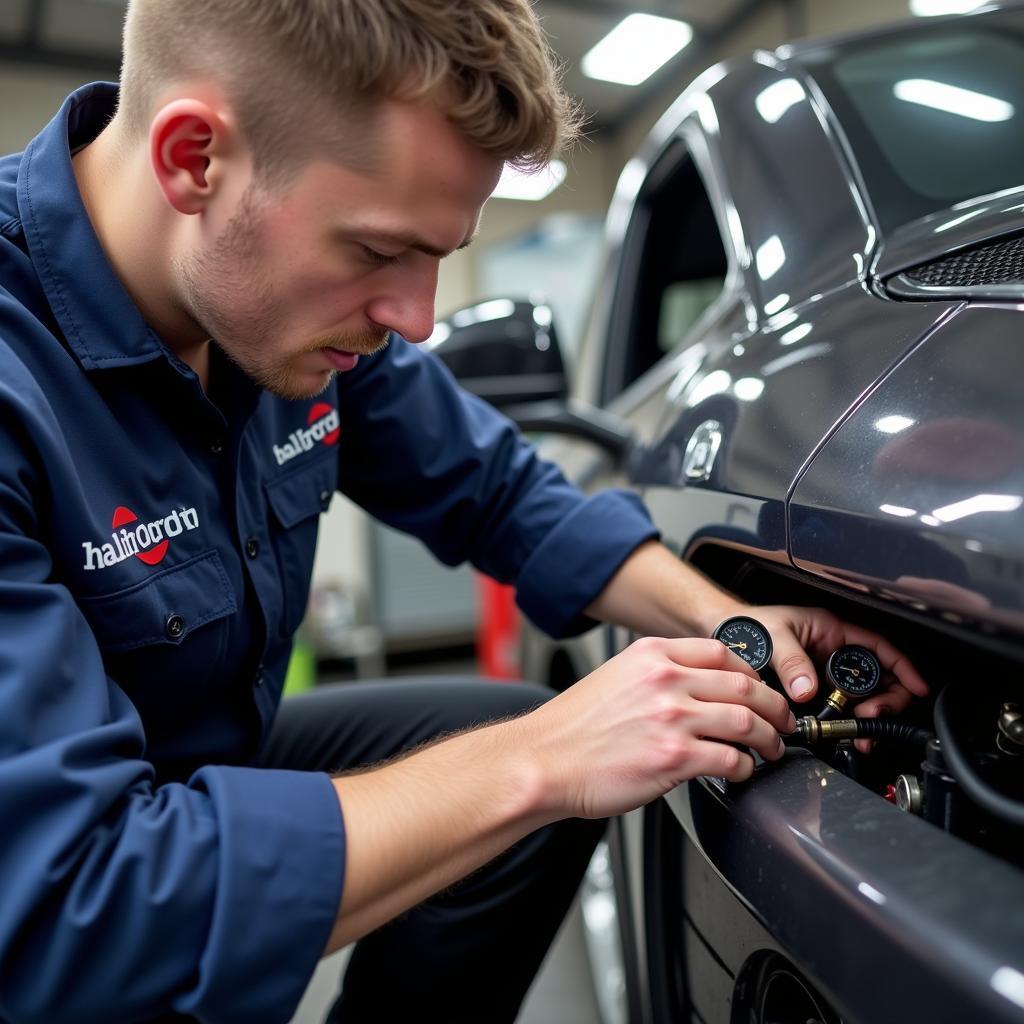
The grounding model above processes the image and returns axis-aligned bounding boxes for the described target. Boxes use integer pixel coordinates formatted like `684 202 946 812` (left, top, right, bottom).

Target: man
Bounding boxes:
0 1 927 1020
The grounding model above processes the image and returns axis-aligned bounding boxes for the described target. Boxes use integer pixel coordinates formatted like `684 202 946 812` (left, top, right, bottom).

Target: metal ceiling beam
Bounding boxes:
24 0 45 48
542 0 647 18
0 41 119 77
4 0 119 77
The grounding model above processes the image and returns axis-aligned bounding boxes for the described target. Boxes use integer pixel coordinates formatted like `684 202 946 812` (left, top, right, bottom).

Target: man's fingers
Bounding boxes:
854 685 912 719
689 703 787 762
854 684 914 753
769 632 819 704
659 636 761 680
689 739 756 783
685 670 795 735
839 625 929 697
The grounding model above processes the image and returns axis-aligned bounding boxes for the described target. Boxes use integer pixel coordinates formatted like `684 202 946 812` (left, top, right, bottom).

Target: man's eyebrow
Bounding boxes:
349 229 477 258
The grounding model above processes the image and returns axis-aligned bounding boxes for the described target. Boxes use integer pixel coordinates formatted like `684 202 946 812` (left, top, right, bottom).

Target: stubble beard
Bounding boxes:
175 188 391 400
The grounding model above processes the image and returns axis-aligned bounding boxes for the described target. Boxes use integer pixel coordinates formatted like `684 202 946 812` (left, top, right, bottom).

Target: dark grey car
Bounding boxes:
437 6 1024 1023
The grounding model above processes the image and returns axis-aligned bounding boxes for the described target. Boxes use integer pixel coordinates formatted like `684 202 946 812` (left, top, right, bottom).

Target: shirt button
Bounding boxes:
209 439 225 456
254 665 265 687
319 490 331 508
165 614 185 640
245 537 260 558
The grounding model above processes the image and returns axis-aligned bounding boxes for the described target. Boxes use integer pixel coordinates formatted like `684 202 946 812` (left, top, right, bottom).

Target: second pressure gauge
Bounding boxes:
826 645 882 699
820 644 882 720
712 615 773 672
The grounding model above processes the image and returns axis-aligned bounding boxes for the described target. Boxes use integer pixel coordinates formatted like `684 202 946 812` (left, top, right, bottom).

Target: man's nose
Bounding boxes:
365 261 439 344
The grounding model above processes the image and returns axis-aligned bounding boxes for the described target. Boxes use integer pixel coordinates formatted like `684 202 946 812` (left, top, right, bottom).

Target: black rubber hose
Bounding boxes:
784 717 934 747
853 718 934 746
934 685 1024 829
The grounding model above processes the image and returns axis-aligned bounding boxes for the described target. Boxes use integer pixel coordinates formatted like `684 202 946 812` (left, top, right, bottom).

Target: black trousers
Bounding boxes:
253 677 607 1024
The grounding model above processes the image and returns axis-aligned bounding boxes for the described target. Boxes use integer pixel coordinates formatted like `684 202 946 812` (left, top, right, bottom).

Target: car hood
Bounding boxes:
875 186 1024 280
791 302 1024 642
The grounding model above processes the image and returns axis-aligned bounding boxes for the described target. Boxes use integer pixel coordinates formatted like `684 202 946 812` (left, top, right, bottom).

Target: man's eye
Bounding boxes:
360 245 400 267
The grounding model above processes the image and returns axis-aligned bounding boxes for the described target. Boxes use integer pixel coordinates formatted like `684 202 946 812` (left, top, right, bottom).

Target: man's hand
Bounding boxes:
584 542 930 756
324 635 794 953
518 636 796 820
751 605 930 752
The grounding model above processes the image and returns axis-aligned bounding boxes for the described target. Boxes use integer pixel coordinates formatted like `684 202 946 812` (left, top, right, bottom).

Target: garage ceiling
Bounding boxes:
0 0 771 133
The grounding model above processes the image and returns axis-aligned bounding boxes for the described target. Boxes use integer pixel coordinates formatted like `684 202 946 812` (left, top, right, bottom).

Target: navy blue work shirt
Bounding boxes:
0 83 658 1022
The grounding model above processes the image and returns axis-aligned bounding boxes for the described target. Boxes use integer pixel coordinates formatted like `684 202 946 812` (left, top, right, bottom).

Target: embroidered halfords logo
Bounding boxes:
273 402 340 466
82 505 199 571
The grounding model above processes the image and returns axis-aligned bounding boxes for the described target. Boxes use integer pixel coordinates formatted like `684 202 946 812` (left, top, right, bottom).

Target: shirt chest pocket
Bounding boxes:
264 448 337 639
78 550 238 657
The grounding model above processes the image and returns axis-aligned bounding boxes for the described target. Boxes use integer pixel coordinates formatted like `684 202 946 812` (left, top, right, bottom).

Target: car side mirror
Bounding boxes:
433 298 634 463
430 298 568 407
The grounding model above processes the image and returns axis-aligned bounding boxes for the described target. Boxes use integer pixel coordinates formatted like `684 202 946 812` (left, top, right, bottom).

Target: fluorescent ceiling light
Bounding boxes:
909 0 988 15
755 79 806 123
934 209 985 233
991 967 1024 1012
875 414 916 434
932 493 1023 523
424 322 451 350
763 293 790 316
491 160 567 201
733 377 765 402
451 299 516 327
582 14 693 87
755 235 786 281
880 504 918 517
780 323 812 346
894 79 1014 122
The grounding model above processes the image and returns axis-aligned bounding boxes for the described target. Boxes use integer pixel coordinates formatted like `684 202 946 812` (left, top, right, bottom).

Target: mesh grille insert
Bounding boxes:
902 232 1024 288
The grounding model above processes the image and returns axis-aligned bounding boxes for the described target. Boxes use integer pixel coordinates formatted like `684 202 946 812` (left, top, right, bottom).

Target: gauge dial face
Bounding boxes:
826 645 882 698
712 616 773 672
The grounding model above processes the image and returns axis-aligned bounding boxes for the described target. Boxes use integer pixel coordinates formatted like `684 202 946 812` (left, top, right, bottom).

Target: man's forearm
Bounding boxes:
585 540 745 638
320 612 803 956
322 716 551 955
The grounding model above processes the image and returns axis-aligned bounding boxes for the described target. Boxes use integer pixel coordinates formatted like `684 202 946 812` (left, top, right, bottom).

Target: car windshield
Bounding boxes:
800 9 1024 232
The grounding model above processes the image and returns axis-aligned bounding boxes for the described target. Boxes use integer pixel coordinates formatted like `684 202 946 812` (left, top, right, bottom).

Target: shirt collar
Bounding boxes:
17 82 170 371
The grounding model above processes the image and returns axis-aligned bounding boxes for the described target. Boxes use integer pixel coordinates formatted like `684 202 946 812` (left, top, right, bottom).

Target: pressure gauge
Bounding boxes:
820 645 882 720
712 615 773 672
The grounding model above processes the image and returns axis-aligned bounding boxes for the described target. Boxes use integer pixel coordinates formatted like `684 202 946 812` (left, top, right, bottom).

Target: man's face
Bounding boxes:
175 98 503 400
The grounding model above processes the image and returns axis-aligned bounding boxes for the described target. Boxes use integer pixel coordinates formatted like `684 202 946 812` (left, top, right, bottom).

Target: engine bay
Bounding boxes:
693 546 1024 870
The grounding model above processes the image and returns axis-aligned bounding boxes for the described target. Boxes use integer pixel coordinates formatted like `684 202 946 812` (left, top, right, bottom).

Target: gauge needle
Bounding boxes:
848 668 860 677
727 642 747 650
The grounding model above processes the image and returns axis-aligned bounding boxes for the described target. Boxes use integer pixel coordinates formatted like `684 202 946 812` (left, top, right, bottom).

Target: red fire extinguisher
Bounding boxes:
476 573 521 680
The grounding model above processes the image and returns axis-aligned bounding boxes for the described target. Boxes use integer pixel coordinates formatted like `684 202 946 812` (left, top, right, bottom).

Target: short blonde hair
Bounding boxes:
118 0 580 182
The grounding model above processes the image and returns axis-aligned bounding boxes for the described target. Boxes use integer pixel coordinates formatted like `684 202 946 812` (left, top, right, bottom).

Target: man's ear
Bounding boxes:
149 99 236 215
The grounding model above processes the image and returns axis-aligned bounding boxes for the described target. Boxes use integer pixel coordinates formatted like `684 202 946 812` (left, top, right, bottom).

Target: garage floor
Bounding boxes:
288 894 600 1023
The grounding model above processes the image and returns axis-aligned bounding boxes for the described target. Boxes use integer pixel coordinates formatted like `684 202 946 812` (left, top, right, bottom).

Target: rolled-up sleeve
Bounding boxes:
0 384 344 1023
336 339 659 638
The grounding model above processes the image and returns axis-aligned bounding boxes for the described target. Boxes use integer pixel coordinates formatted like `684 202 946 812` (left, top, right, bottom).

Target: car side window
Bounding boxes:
602 142 728 405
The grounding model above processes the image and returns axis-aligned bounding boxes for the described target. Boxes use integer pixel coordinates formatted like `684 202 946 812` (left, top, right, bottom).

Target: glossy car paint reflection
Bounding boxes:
791 303 1024 638
631 290 959 508
700 56 873 319
877 184 1024 282
665 757 1024 1023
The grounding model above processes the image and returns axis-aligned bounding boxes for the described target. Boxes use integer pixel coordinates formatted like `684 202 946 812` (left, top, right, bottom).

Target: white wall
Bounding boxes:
0 63 98 151
436 138 619 319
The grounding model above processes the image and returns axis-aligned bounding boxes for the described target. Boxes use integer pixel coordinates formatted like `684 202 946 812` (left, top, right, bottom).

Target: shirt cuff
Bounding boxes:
174 766 345 1024
515 489 659 639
